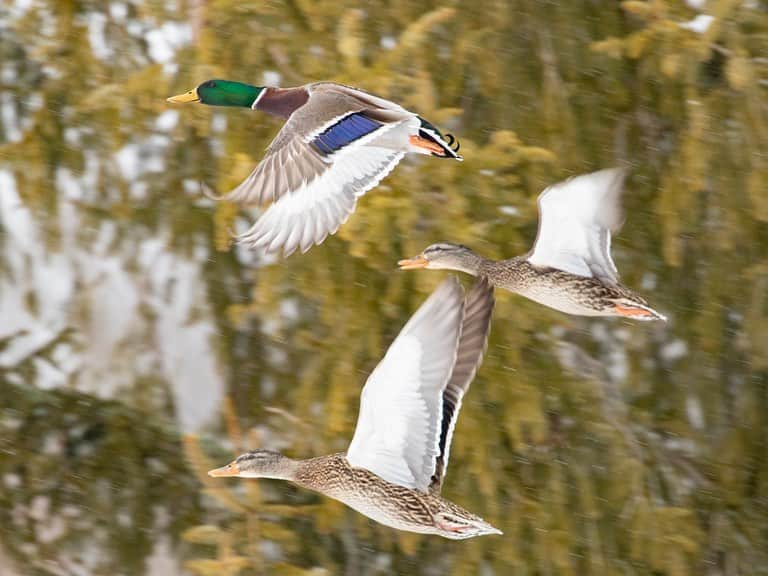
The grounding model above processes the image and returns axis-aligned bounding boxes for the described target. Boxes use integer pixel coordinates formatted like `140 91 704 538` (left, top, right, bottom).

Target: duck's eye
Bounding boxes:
206 81 216 88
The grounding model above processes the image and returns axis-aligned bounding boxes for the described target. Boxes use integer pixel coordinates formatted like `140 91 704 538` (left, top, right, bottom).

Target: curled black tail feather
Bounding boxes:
445 133 461 153
417 117 463 160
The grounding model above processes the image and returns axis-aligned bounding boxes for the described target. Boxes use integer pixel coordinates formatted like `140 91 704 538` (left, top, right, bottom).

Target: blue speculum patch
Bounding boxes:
311 113 382 155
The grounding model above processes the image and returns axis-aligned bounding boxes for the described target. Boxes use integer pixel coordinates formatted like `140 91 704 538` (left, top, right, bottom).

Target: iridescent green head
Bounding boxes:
167 79 264 108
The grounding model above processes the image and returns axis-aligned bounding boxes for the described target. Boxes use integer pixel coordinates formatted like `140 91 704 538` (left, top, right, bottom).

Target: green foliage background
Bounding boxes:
1 1 767 574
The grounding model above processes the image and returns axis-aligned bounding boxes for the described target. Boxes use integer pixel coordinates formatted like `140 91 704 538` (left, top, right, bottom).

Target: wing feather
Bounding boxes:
236 146 406 256
217 89 413 206
430 279 495 492
527 168 627 284
346 278 465 492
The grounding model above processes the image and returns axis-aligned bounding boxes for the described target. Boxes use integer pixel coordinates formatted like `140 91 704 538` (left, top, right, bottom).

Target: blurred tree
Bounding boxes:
0 0 766 574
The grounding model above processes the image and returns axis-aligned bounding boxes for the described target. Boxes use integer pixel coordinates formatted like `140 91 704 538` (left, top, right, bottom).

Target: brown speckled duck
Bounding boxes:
168 80 461 256
208 277 501 540
399 168 666 321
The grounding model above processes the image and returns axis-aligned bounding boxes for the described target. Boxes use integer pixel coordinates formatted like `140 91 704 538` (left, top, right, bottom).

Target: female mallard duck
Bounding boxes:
209 277 501 539
399 168 666 321
167 80 461 256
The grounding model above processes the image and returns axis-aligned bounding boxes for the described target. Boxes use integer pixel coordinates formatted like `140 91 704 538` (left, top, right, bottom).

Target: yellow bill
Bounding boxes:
167 89 200 103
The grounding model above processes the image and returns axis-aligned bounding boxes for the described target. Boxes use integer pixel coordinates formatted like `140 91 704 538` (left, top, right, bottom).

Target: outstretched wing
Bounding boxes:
222 90 406 205
429 278 494 493
235 142 408 255
218 86 416 255
346 278 465 492
527 168 627 284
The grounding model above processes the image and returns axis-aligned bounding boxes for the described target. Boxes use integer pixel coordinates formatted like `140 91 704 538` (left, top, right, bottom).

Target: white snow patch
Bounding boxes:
641 272 657 291
109 2 128 21
3 474 21 489
145 22 193 68
1 64 16 83
127 20 142 36
380 35 397 50
1 172 225 433
146 28 174 64
115 144 140 179
147 251 225 433
661 339 688 362
1 92 21 142
262 70 282 86
679 14 714 34
211 114 227 133
154 110 178 132
280 298 300 322
56 167 83 200
64 127 81 146
686 395 705 429
87 12 112 60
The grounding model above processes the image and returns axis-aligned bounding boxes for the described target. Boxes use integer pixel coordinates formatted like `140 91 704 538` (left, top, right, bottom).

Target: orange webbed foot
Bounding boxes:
409 135 446 156
614 303 667 321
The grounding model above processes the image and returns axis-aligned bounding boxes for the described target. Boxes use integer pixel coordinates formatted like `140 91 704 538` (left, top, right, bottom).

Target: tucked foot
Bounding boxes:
614 302 667 322
409 135 447 156
434 512 503 540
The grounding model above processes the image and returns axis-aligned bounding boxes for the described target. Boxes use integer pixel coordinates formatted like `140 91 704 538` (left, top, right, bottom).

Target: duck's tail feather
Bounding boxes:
418 118 463 161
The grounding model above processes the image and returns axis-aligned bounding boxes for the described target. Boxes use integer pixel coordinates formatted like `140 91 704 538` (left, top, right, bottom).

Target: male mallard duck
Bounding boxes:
167 80 461 256
399 168 666 321
209 277 501 539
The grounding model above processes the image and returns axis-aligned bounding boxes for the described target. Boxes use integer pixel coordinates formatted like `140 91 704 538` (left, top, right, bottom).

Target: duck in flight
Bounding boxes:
208 277 501 539
168 80 461 256
399 168 666 321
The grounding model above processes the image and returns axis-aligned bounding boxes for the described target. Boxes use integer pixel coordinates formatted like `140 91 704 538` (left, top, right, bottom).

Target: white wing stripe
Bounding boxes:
323 121 399 162
527 168 626 284
345 278 464 492
302 111 360 142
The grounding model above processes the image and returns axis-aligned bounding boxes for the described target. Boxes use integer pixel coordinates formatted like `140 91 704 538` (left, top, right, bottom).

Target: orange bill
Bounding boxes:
398 257 429 270
208 462 240 477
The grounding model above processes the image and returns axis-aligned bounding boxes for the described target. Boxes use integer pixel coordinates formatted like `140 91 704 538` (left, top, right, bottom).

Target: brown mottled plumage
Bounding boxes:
481 256 659 317
399 168 666 321
292 454 496 537
209 278 501 540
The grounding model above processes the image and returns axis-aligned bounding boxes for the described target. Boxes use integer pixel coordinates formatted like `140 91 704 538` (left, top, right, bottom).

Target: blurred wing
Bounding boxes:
236 143 407 255
429 278 494 493
527 168 627 284
219 89 416 255
346 278 465 492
